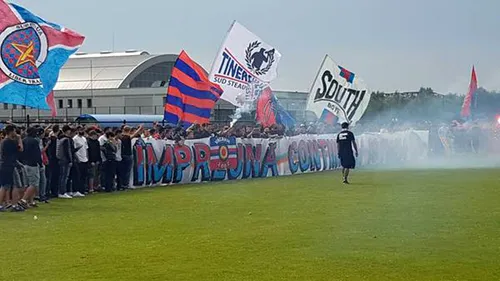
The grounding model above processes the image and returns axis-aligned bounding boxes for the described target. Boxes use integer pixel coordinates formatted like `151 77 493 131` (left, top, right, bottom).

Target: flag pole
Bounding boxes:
208 20 236 72
306 55 328 123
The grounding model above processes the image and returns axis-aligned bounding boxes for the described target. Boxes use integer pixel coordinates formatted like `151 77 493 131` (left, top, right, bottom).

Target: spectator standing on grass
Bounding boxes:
47 125 61 198
0 125 24 212
66 127 84 198
120 126 141 190
336 122 359 185
114 130 124 190
13 129 27 208
98 128 111 188
39 128 49 203
57 125 74 199
102 132 117 192
87 130 101 193
73 126 88 196
19 127 42 208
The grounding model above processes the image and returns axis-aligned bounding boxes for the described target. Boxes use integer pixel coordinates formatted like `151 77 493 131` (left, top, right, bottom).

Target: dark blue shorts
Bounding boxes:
339 155 355 169
0 165 14 188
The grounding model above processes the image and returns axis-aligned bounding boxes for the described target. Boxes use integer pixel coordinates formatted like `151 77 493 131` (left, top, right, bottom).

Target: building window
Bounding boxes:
12 104 17 109
77 99 82 109
67 99 73 108
86 99 92 108
3 103 7 110
58 99 63 109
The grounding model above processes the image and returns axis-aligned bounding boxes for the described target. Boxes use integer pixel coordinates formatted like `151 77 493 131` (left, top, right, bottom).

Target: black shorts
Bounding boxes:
0 165 14 188
339 155 356 169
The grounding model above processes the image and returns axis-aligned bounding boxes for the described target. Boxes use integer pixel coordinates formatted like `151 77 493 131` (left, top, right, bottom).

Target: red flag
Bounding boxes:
256 87 277 128
460 66 478 118
46 91 57 117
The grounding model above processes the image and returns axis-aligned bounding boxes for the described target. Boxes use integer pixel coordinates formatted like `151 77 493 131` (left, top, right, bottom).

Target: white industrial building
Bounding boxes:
0 51 308 123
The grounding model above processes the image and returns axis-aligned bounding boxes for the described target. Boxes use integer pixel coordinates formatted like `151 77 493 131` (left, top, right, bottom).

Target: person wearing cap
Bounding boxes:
336 122 359 184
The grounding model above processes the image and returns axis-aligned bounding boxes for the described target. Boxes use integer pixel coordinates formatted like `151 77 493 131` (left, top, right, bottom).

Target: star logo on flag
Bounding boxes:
11 41 37 68
0 22 47 85
0 1 85 111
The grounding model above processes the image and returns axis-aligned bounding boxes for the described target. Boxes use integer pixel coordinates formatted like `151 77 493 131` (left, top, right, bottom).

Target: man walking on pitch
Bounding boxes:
336 122 358 184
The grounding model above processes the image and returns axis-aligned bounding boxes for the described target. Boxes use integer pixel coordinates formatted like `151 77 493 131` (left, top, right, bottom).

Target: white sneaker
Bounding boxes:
73 192 85 198
58 193 73 199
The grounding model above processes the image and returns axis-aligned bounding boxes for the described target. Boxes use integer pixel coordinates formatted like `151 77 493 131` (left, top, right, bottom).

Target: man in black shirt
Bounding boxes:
120 126 141 190
20 127 42 208
87 130 101 193
57 125 74 199
336 122 358 184
0 125 24 212
102 132 117 192
47 125 61 197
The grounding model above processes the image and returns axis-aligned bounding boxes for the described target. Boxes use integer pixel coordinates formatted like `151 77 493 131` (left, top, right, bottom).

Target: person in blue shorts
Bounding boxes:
336 122 359 184
0 125 24 212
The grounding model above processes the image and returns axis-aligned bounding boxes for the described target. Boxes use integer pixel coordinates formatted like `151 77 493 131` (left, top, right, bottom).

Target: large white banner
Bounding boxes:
306 55 371 125
209 21 282 107
130 131 428 187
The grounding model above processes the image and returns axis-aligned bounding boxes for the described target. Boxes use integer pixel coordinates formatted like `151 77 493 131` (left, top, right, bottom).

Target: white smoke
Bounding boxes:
229 81 269 127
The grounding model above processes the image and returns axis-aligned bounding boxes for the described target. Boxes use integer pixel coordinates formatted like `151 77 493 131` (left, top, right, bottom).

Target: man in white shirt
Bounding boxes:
98 127 111 190
98 127 111 161
72 126 88 197
114 130 124 190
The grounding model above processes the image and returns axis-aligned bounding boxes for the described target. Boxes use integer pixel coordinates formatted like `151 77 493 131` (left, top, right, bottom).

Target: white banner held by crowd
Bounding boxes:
306 55 371 125
209 21 282 107
128 131 429 188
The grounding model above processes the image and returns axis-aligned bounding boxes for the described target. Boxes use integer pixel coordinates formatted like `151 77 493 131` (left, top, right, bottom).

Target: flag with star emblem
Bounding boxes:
0 1 84 110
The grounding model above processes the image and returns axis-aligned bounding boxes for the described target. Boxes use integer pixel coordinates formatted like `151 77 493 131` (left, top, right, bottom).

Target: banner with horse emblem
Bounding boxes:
0 1 84 109
306 55 371 125
209 21 281 107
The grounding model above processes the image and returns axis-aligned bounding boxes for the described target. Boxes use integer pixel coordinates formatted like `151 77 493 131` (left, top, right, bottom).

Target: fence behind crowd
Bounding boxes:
129 130 429 187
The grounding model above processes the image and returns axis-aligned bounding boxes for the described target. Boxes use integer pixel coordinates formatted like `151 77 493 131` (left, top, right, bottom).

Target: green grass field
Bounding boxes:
1 169 500 281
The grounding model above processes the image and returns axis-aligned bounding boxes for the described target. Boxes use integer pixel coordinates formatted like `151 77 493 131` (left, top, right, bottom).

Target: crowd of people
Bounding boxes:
1 117 497 212
0 123 145 212
0 120 341 213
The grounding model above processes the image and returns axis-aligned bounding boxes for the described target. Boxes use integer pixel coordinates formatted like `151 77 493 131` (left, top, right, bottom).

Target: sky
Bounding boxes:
12 0 500 94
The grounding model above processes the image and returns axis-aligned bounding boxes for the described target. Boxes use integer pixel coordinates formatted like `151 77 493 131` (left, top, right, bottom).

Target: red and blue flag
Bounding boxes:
338 66 355 83
319 109 337 125
256 86 296 129
164 50 223 128
0 1 84 110
209 136 237 170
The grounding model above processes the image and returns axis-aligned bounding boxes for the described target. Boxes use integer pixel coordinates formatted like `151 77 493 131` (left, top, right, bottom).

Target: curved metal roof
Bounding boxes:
55 51 178 91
